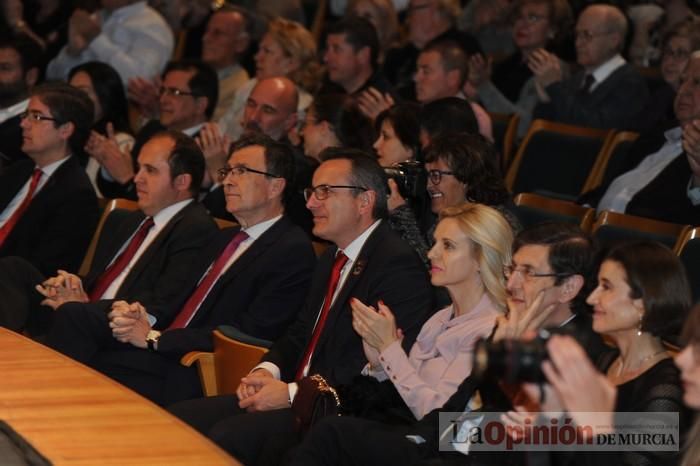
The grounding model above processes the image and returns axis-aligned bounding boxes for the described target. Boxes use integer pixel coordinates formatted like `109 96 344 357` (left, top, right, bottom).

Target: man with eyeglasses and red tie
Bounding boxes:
0 82 99 278
44 133 315 407
169 148 434 464
532 3 648 130
91 60 218 200
0 129 215 335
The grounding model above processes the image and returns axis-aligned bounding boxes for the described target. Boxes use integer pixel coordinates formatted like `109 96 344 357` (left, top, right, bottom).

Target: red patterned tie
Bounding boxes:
167 230 249 329
295 252 349 380
0 168 43 248
88 217 155 301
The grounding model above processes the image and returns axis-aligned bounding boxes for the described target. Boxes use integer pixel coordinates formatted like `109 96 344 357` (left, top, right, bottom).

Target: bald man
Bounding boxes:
532 4 649 130
239 77 299 142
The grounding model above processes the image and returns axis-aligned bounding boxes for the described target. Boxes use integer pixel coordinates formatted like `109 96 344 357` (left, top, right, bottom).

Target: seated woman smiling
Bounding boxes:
350 202 514 420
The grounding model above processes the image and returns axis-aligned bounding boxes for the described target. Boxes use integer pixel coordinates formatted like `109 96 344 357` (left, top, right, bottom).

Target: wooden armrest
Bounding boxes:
180 351 218 396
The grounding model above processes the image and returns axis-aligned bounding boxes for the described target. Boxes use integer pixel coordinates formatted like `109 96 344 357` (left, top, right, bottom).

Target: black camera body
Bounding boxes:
384 160 426 201
472 330 553 384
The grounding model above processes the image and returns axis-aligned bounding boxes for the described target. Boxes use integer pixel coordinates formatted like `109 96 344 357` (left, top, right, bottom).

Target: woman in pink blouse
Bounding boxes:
351 202 513 419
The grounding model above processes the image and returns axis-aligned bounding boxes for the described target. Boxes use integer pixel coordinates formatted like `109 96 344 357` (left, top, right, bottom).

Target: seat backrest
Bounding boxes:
505 120 613 197
591 210 688 250
79 199 140 276
674 226 700 303
489 112 520 171
213 328 270 395
582 131 640 193
513 193 595 231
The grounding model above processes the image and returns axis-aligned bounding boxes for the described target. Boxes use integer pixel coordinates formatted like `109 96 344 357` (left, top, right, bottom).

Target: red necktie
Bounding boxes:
295 252 349 380
167 230 249 330
0 168 43 247
88 217 155 301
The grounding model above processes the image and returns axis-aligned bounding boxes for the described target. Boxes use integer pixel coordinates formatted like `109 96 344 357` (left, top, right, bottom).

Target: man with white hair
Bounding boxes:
532 4 648 130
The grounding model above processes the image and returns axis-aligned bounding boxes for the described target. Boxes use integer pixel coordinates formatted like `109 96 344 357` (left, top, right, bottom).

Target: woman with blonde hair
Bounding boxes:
217 18 323 141
351 202 513 420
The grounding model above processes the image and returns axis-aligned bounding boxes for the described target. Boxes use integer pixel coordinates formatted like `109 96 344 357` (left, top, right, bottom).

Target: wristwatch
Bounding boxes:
146 330 161 352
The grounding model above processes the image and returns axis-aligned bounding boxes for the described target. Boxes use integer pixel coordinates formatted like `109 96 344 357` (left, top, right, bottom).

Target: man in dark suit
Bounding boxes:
0 82 99 276
0 33 41 167
93 60 218 199
533 4 648 131
169 148 434 463
44 134 316 406
286 222 607 466
0 130 216 332
578 52 700 225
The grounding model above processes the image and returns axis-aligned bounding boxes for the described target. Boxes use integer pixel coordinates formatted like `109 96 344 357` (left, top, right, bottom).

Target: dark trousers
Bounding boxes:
45 302 201 406
169 395 299 465
0 256 49 332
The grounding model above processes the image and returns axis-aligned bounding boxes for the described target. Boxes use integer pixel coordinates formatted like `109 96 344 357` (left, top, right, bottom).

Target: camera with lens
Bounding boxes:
384 160 426 201
472 330 552 384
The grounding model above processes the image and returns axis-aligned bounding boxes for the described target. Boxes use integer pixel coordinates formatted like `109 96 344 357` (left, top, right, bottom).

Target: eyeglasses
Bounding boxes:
19 111 59 123
512 13 546 24
217 166 281 182
574 29 614 42
427 169 455 185
303 184 368 201
159 87 196 97
503 264 571 281
663 48 691 60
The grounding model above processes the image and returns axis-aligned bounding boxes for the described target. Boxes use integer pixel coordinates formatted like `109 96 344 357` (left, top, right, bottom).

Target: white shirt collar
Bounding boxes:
0 98 28 125
37 155 71 178
241 215 282 240
664 126 683 143
339 219 382 263
151 198 193 229
589 54 626 85
183 123 205 137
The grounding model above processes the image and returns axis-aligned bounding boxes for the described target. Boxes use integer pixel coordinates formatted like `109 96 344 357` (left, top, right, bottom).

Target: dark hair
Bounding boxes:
375 102 421 161
68 61 131 135
422 39 469 86
32 82 94 156
425 133 508 205
513 222 596 314
605 241 691 340
419 97 478 142
230 133 295 205
311 94 376 153
327 16 380 69
152 130 205 196
319 147 389 219
0 32 43 75
163 60 219 119
217 3 264 46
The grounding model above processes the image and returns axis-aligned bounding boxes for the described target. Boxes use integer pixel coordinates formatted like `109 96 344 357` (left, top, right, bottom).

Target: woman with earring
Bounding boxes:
509 240 691 466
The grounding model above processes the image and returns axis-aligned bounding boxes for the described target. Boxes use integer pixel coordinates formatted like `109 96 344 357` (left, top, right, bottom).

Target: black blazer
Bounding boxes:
0 156 99 275
85 201 218 320
155 215 317 353
535 63 649 131
262 221 435 386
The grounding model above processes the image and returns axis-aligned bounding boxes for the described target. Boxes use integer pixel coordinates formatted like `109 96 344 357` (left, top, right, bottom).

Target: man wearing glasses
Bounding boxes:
43 134 316 407
94 60 218 200
170 148 433 464
532 4 648 130
0 82 98 277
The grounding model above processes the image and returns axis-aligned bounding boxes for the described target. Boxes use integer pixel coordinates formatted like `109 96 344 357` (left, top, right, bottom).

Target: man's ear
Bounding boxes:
268 177 286 199
358 189 376 215
559 274 584 303
446 69 461 92
174 173 193 193
57 121 75 142
25 67 39 89
284 112 298 133
195 96 209 118
357 45 371 66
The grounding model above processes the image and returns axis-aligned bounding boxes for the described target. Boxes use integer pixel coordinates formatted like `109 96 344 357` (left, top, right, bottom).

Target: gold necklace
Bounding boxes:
616 349 667 377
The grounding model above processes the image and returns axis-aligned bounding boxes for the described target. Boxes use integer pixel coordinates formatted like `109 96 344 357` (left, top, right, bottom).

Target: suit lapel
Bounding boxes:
312 223 387 355
0 160 33 211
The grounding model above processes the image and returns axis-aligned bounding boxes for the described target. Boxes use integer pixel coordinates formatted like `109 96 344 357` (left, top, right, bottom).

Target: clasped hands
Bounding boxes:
108 300 152 348
85 122 135 185
68 9 101 55
236 368 291 412
35 270 89 309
